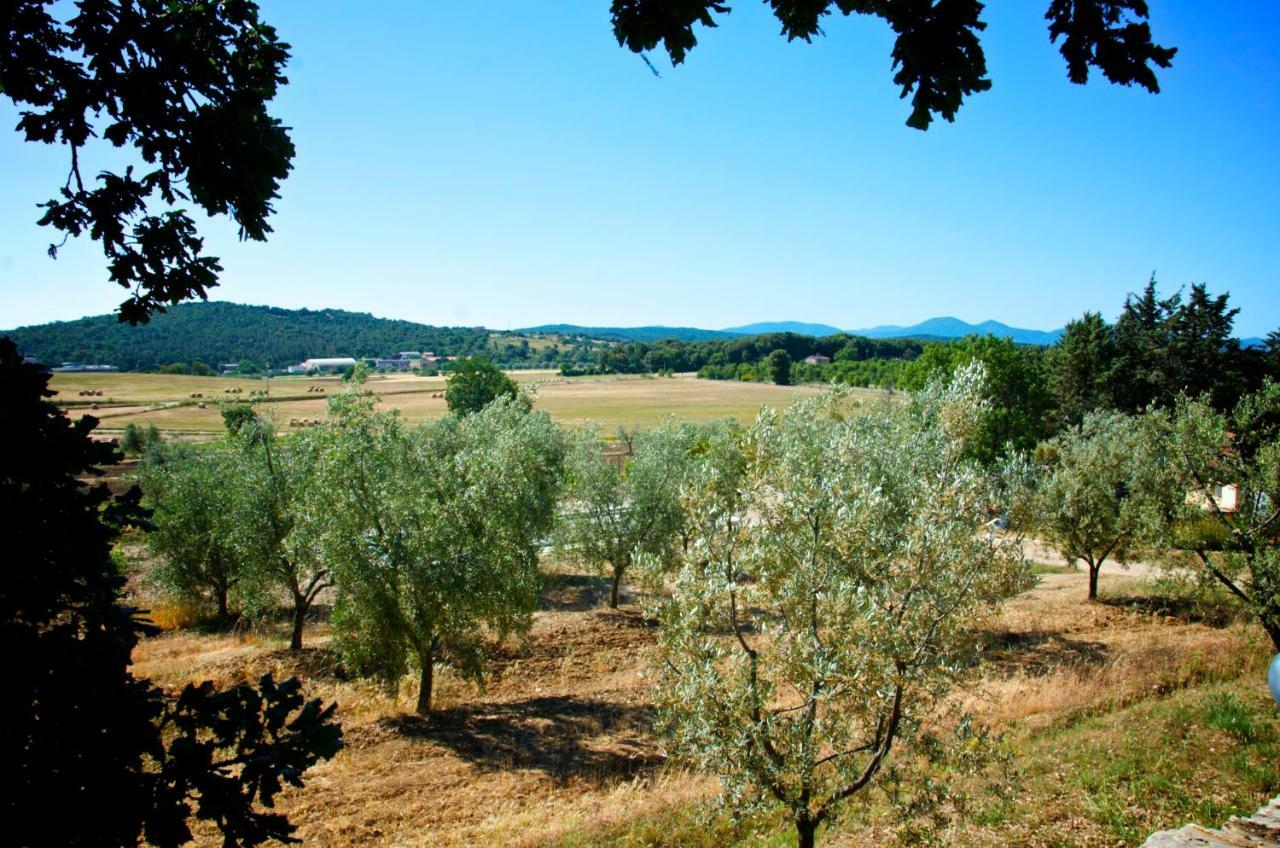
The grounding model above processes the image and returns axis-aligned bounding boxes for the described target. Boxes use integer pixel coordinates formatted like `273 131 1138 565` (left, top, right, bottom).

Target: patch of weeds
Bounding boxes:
1019 681 1280 845
1201 691 1274 744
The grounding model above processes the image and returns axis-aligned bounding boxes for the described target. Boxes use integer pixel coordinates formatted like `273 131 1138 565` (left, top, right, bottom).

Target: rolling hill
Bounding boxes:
3 302 494 371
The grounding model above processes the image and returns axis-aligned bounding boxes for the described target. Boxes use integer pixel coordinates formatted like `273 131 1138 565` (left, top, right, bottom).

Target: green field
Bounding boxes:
53 371 878 434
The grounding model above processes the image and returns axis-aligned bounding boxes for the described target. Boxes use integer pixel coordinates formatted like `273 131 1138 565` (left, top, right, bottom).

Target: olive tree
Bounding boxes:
310 391 564 714
141 443 244 620
225 415 331 651
1153 383 1280 651
557 422 690 608
1032 409 1170 600
648 366 1030 848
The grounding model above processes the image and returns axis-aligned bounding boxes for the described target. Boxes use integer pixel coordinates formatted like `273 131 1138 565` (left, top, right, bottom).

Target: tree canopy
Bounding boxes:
557 423 693 608
444 356 522 415
610 0 1175 129
901 334 1052 463
3 0 293 323
0 337 341 846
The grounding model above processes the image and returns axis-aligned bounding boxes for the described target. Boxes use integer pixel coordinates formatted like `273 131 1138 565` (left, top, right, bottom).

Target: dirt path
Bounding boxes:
1022 537 1170 578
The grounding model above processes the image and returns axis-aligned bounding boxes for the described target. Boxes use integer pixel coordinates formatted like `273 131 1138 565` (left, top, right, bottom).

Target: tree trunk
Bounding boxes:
416 644 436 716
216 586 229 620
290 595 307 651
1087 562 1101 601
795 816 817 848
610 566 622 609
1264 618 1280 653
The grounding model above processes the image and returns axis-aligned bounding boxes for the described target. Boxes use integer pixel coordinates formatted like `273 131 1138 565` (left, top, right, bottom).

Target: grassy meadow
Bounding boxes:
54 371 844 434
125 556 1280 848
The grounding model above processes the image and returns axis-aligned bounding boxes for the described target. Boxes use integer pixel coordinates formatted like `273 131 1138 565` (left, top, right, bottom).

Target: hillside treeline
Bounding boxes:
5 302 495 371
581 333 926 377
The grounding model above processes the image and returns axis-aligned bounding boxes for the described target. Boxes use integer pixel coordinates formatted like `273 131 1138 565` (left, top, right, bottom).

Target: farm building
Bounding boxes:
301 357 358 373
1187 482 1240 514
803 354 832 365
51 362 119 373
367 357 414 372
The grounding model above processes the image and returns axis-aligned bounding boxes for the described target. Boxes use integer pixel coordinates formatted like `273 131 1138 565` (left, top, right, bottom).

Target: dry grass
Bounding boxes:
130 561 1280 847
965 572 1267 730
60 372 848 433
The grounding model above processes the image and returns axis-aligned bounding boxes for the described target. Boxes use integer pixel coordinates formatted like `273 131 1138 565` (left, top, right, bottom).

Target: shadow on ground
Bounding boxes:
1097 593 1245 628
981 629 1110 677
540 572 613 612
382 696 662 784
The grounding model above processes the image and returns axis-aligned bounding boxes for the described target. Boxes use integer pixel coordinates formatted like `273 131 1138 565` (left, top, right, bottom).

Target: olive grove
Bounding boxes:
646 367 1032 847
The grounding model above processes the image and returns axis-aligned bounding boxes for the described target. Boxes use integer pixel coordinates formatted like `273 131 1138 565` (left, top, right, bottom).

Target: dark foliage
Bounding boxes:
611 0 1174 129
445 356 521 415
2 0 294 324
1100 279 1269 414
1048 311 1117 426
0 337 341 847
765 348 793 385
4 301 493 372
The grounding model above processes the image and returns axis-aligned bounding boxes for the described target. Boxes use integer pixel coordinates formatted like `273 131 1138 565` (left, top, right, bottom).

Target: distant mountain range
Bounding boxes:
722 321 846 337
848 317 1065 346
525 317 1067 345
518 324 739 343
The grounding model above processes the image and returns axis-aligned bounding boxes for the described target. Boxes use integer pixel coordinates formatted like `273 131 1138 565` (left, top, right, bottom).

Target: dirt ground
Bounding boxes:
130 561 1275 848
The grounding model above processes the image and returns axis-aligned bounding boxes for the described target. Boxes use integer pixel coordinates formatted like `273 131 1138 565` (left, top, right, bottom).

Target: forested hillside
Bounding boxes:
4 302 496 371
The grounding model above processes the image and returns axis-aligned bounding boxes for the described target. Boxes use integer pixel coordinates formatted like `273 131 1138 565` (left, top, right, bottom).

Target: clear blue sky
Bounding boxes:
2 2 1277 335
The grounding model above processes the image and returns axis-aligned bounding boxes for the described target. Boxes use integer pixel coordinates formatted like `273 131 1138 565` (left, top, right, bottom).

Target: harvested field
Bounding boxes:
129 560 1280 847
59 372 850 434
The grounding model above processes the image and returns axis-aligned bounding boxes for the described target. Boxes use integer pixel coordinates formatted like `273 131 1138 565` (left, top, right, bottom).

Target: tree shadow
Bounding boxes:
540 572 613 612
259 644 353 682
1097 593 1245 628
981 629 1110 677
382 696 661 785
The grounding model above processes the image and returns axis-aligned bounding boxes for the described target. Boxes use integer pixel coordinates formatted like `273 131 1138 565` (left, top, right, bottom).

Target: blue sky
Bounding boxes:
2 2 1277 335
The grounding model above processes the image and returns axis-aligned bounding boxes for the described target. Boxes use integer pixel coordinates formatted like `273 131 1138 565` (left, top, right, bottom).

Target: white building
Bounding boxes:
301 357 358 373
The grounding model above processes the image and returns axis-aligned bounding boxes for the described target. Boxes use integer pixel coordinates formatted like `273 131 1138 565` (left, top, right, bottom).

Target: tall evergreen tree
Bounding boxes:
1048 311 1117 426
1164 283 1243 409
1109 277 1178 412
